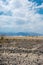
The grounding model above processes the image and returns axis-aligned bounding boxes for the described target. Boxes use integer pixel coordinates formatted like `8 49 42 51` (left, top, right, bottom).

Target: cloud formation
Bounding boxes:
0 0 43 33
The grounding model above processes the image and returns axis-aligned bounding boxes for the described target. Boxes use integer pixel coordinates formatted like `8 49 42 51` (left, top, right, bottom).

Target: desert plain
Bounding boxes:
0 36 43 65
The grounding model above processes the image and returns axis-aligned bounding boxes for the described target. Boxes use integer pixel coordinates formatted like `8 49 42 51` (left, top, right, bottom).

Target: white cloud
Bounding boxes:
0 0 43 33
35 3 43 8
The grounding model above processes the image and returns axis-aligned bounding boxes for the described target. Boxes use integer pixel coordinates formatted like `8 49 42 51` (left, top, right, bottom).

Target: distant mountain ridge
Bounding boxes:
0 32 43 36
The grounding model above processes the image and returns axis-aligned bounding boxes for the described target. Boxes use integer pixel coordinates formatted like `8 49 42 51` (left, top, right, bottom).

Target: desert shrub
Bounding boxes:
1 36 4 40
38 63 41 65
0 44 2 47
39 50 43 53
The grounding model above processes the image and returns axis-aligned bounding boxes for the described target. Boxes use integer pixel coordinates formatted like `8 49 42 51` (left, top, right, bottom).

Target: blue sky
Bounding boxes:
0 0 43 33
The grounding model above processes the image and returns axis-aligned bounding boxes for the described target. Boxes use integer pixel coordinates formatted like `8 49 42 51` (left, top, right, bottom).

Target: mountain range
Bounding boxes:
0 32 43 36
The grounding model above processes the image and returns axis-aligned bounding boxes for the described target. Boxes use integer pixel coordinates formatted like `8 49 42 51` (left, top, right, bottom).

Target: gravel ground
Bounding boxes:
0 52 43 65
0 37 43 65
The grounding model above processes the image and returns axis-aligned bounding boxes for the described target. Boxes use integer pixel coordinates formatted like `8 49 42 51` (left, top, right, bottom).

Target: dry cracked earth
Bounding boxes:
0 36 43 65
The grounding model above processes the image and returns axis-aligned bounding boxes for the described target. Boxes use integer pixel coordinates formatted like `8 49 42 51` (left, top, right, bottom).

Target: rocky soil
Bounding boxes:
0 36 43 65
